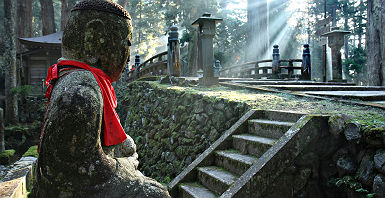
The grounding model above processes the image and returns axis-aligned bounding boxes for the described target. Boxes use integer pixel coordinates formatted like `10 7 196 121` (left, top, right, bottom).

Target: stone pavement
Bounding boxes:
303 91 385 101
219 79 385 109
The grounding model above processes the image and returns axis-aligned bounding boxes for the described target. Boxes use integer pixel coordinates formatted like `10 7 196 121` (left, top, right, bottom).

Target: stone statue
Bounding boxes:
31 1 170 197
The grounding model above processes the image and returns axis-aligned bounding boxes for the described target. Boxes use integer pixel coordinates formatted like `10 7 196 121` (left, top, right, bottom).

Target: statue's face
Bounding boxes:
108 18 132 81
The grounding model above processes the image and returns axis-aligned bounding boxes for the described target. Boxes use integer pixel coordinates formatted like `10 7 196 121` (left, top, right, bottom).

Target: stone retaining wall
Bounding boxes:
116 81 250 183
262 115 385 198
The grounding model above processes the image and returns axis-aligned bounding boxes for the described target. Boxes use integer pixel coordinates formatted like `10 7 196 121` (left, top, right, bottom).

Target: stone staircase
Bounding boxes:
168 110 327 198
168 109 328 198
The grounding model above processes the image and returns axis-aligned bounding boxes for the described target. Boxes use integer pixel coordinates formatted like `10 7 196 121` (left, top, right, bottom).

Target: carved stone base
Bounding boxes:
199 76 219 86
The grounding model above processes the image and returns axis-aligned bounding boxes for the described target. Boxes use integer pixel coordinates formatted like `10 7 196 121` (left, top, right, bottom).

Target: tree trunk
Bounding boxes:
0 108 4 152
40 0 56 35
366 0 385 86
60 0 77 30
4 0 18 124
247 0 269 61
61 0 68 30
17 0 32 52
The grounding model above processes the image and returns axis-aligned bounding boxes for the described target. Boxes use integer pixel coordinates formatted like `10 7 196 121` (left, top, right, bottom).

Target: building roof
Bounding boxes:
19 31 62 48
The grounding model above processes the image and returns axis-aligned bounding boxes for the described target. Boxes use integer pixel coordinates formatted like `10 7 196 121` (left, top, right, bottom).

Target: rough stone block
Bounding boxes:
373 174 385 198
374 150 385 174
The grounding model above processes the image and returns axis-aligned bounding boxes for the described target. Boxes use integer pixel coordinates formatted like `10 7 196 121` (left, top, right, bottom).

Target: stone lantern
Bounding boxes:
214 60 222 77
192 13 222 86
322 27 350 82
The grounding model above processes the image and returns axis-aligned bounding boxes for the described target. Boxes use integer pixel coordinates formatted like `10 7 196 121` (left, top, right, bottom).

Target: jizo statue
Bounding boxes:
31 1 170 197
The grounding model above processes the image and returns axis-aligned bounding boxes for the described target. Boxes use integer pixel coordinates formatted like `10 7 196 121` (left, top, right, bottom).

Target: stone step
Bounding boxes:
259 85 385 92
179 183 217 198
215 150 258 175
232 134 276 157
248 119 294 139
197 166 238 195
256 110 304 123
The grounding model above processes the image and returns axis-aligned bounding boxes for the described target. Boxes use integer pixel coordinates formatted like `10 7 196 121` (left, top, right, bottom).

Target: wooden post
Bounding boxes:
288 60 294 78
167 25 181 77
272 45 280 78
301 44 311 80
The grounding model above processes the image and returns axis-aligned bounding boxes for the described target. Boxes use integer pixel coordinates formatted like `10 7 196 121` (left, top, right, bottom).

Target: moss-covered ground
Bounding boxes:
22 145 38 158
155 82 385 130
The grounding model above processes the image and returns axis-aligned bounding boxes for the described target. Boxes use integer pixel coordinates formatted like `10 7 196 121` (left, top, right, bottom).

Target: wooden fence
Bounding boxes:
220 59 304 79
127 51 168 82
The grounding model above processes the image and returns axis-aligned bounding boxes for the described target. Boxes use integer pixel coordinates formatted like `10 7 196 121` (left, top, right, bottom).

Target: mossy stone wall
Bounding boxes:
116 82 249 183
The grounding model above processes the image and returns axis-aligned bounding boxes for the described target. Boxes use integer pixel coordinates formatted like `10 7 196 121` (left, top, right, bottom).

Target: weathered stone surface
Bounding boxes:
32 1 169 197
160 75 180 85
294 168 312 192
328 115 346 137
336 156 357 176
344 122 362 142
374 149 385 174
373 174 385 198
116 81 249 184
357 154 375 186
33 70 169 198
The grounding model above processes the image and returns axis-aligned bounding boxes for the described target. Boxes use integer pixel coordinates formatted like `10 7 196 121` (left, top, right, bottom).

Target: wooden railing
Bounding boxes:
127 52 304 81
220 59 303 79
127 51 168 81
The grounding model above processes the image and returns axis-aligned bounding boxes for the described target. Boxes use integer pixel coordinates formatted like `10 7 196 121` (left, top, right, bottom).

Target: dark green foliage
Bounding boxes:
0 149 15 165
180 30 192 46
343 47 367 79
214 51 227 65
329 176 374 197
10 85 32 97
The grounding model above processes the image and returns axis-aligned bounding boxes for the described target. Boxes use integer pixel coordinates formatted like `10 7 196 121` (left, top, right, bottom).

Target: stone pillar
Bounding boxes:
322 27 350 82
192 13 222 86
301 44 311 80
272 45 280 77
167 25 181 77
134 54 140 79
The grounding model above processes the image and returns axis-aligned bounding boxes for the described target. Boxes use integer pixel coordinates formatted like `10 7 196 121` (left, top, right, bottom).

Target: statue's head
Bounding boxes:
62 0 132 81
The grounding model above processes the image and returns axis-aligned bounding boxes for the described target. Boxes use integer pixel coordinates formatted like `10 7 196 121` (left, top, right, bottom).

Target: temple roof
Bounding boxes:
19 31 62 48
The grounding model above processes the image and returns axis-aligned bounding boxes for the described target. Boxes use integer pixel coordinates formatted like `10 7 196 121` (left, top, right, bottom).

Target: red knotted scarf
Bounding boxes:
43 60 127 147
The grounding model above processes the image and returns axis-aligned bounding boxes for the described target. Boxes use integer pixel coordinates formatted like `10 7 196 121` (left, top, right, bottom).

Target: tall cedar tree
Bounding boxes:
3 0 18 124
366 0 385 85
17 0 32 52
40 0 56 35
61 0 77 30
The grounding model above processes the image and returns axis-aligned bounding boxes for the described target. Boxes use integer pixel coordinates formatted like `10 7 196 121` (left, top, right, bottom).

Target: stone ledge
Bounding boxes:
0 157 37 198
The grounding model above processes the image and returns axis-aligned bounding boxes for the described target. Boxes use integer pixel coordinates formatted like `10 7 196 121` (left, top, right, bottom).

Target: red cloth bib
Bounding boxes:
43 60 127 147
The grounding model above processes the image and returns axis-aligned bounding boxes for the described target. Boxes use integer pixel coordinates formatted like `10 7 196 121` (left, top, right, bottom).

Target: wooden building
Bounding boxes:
18 32 62 94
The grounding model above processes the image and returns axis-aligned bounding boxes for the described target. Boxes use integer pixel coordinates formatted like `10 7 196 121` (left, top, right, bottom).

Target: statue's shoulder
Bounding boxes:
49 70 103 110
